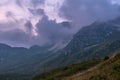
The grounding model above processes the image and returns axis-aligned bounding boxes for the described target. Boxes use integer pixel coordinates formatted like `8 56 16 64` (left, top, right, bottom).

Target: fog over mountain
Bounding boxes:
0 0 120 48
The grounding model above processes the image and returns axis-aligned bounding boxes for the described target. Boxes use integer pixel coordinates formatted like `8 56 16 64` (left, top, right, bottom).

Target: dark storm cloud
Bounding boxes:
25 20 33 33
36 16 73 48
0 16 72 48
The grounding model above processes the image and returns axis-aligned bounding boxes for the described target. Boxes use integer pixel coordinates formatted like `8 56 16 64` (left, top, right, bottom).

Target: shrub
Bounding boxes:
104 56 109 61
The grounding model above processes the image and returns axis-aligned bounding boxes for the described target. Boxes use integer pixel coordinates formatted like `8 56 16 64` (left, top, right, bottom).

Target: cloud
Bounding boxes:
60 0 120 28
111 0 120 5
36 16 72 48
25 20 33 33
0 21 19 31
28 8 45 16
43 0 66 22
31 0 44 7
0 0 120 48
0 29 31 47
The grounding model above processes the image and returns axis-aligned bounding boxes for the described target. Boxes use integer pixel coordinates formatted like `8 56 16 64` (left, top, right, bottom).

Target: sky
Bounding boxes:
0 0 120 48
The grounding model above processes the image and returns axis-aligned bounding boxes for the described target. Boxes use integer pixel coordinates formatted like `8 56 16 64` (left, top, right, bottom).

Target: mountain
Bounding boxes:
0 43 28 64
1 17 120 80
33 51 120 80
64 51 120 80
39 17 120 71
0 44 57 76
63 21 119 55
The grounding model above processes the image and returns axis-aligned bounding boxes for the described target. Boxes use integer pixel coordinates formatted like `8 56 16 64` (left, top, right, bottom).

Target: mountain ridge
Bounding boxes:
41 17 120 69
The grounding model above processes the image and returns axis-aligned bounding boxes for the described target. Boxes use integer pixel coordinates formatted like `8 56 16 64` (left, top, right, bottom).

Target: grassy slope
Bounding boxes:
33 52 120 80
32 59 102 80
64 52 120 80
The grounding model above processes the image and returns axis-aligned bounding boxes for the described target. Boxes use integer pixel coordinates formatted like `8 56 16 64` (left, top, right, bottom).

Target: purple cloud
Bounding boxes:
0 0 120 48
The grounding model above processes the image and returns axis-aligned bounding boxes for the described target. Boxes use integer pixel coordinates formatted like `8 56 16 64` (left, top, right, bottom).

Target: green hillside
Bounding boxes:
64 52 120 80
33 52 120 80
32 59 102 80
